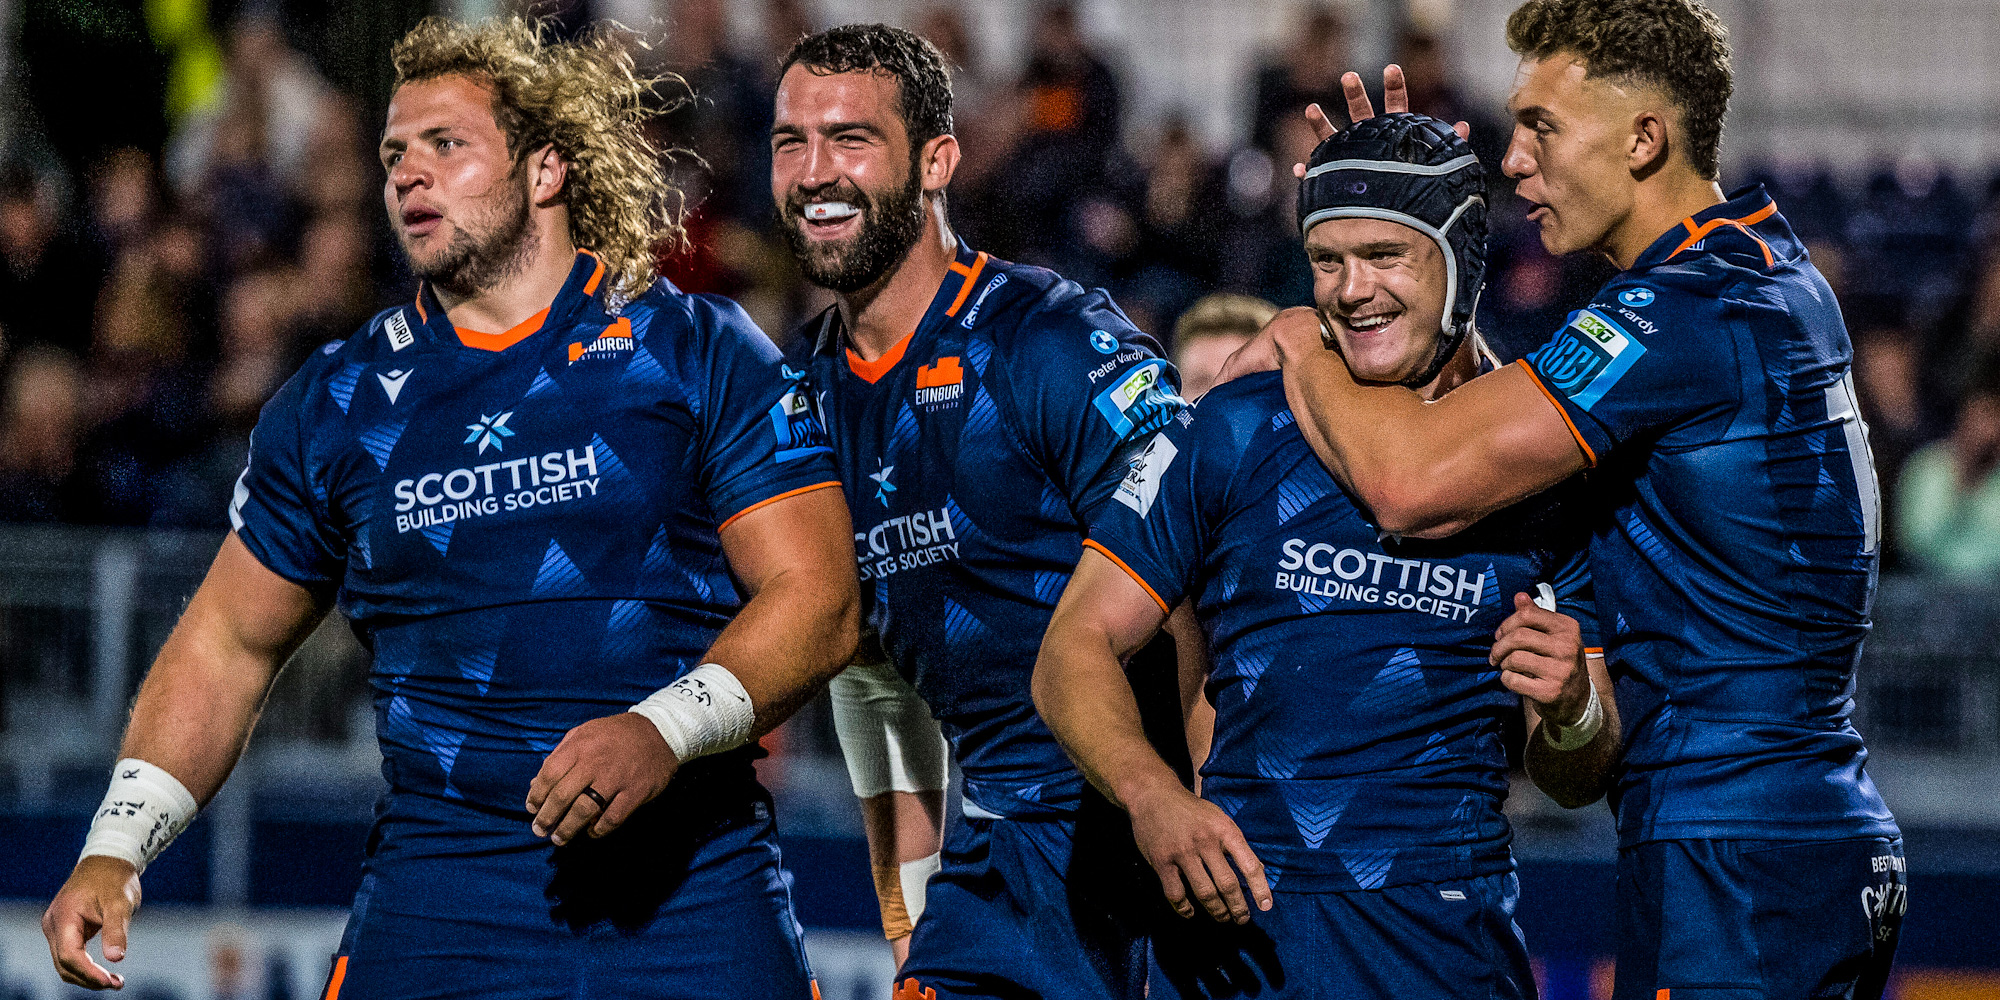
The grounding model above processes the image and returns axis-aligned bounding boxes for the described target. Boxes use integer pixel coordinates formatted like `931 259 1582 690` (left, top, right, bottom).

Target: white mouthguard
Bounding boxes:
805 202 860 222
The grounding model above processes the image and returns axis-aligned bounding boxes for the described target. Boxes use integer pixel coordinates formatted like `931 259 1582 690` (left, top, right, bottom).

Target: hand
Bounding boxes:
1292 66 1472 179
1214 326 1281 386
1266 307 1333 367
526 713 680 845
1125 780 1272 924
43 855 142 990
1491 592 1592 725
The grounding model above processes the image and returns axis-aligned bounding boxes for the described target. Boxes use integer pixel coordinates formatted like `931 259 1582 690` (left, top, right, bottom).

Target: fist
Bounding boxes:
1491 592 1592 725
525 713 680 845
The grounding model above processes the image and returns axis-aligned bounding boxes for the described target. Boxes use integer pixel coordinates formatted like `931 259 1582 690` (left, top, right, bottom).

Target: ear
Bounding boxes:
918 133 961 196
527 144 568 206
1628 110 1670 174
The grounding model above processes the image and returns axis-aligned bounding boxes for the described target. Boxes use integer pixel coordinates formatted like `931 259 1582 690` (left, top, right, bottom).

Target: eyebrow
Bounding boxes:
772 120 886 138
1513 104 1557 124
1308 239 1414 256
378 125 458 151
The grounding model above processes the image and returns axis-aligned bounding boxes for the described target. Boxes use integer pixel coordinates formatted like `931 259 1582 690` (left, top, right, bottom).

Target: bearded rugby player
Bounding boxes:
1271 2 1904 996
1038 113 1613 999
44 18 856 998
771 24 1198 999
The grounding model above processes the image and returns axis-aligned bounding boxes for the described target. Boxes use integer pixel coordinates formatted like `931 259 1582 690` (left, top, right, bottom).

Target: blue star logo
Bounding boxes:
464 411 516 454
868 459 896 507
1618 287 1656 308
1090 329 1119 354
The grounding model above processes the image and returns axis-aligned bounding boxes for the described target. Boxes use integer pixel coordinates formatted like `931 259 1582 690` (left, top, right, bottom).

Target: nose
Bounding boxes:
389 155 427 199
1336 258 1375 311
796 136 839 195
1502 126 1536 181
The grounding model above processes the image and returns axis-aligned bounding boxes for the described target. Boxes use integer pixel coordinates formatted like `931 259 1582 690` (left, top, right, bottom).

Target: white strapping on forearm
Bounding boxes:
901 852 942 925
1543 684 1605 751
828 659 949 797
628 663 757 763
81 758 199 875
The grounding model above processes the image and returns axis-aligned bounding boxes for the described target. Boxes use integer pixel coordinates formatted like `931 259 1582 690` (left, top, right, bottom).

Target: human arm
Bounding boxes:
1271 306 1588 536
44 534 332 989
1164 602 1214 790
526 485 861 843
1492 591 1621 808
826 653 949 966
1033 549 1271 924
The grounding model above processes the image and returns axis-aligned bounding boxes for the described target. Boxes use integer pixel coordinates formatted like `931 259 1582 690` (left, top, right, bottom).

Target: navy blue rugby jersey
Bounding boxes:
1088 370 1595 892
800 242 1185 817
230 250 839 853
1520 186 1899 846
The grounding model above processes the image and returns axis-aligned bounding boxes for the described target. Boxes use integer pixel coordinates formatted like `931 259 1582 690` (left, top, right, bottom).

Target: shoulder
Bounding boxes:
974 259 1157 362
629 281 784 364
1183 371 1290 459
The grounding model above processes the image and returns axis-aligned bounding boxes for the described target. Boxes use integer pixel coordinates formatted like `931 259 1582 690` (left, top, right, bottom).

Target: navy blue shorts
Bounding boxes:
896 808 1175 1000
321 780 813 1000
1612 837 1906 1000
1147 871 1536 1000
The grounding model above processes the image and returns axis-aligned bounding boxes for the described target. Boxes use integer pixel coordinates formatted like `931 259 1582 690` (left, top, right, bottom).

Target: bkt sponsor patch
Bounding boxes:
1093 360 1183 439
1528 308 1646 411
770 365 834 463
1114 432 1178 517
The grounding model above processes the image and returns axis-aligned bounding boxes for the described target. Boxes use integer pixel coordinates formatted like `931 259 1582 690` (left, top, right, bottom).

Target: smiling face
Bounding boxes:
1503 54 1644 259
379 74 541 297
771 65 932 293
1306 216 1451 385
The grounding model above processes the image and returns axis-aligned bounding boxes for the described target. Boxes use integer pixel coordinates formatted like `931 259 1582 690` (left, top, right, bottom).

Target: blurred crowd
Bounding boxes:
3 0 1998 577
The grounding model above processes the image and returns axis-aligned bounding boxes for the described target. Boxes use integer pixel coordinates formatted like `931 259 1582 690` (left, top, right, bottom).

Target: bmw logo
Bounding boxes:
1090 330 1119 354
1618 287 1656 308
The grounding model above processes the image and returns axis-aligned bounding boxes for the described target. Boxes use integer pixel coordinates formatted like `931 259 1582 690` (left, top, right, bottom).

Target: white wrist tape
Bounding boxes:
1543 684 1605 751
901 852 942 925
629 663 757 763
82 759 199 875
828 659 949 797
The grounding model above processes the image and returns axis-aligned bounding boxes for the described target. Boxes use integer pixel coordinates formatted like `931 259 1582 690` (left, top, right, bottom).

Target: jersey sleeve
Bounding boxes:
689 295 841 530
1519 277 1739 466
1083 412 1213 614
1006 290 1188 520
229 367 345 585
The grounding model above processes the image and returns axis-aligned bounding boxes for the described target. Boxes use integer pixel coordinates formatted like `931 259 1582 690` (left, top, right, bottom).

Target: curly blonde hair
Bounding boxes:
391 16 680 301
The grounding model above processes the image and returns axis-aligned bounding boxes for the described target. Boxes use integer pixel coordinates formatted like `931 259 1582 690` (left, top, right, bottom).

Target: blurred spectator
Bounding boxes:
88 149 164 260
1250 3 1351 154
167 14 338 200
1897 370 2000 579
0 162 105 357
1174 293 1277 398
0 347 85 521
1397 30 1507 168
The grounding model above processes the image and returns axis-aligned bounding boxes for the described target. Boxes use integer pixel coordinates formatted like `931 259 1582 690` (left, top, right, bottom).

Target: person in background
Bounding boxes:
1898 363 2000 579
1172 293 1276 400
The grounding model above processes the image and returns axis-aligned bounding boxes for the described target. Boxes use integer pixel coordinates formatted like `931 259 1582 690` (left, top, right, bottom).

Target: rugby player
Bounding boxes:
1269 2 1906 996
770 25 1196 998
43 18 858 998
1036 113 1614 998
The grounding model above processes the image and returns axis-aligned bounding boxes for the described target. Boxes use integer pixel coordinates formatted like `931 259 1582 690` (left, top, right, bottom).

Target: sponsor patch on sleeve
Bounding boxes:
1092 360 1184 440
769 364 834 462
1113 432 1178 517
1526 308 1647 411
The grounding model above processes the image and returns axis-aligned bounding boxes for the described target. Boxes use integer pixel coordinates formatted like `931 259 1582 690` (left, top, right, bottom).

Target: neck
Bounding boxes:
839 198 957 360
1417 336 1482 401
436 216 578 333
1606 167 1727 271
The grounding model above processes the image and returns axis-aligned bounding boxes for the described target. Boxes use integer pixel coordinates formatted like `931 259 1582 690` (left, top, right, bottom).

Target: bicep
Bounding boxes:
1397 365 1590 537
203 532 335 662
717 484 855 596
1048 548 1173 662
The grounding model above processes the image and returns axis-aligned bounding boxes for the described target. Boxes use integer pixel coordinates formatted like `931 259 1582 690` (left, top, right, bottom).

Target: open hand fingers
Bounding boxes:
1341 72 1376 123
550 783 608 845
1383 64 1409 113
1453 120 1472 141
1306 102 1337 142
1221 827 1273 916
530 761 596 843
589 785 643 838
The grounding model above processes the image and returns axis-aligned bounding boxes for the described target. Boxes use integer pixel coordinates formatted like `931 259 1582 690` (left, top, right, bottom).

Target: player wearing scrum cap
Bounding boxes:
42 17 858 998
1272 1 1905 997
771 23 1201 1000
1037 112 1612 998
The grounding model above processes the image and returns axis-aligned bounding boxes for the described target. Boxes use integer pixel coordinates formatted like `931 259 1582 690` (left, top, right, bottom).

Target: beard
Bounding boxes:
780 165 925 294
400 169 538 300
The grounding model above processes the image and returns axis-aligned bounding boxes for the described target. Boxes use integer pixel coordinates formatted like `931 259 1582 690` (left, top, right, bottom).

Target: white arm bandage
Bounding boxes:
1530 582 1606 750
828 659 949 797
81 759 199 875
628 663 758 763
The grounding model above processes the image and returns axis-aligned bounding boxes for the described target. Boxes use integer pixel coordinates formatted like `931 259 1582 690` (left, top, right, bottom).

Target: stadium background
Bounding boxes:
1 0 1996 996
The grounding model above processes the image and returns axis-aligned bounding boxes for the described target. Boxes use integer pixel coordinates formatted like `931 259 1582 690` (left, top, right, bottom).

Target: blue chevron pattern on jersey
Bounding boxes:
1089 370 1597 891
230 251 838 848
802 241 1183 819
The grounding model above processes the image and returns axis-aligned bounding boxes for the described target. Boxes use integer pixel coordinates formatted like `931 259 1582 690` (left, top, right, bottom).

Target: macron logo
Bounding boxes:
378 369 411 404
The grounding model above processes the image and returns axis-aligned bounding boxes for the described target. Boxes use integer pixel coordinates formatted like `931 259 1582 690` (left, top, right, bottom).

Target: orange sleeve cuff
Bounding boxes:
1081 539 1170 614
1514 359 1598 468
717 481 843 533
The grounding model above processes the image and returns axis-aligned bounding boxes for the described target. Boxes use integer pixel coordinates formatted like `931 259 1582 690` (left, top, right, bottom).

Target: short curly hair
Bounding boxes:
1506 0 1733 180
779 24 954 152
391 16 680 302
